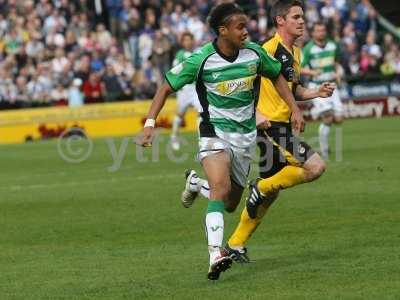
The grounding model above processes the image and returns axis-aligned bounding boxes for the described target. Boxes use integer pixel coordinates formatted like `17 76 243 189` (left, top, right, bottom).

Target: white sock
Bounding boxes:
171 115 182 138
319 123 331 157
205 211 224 264
208 246 221 265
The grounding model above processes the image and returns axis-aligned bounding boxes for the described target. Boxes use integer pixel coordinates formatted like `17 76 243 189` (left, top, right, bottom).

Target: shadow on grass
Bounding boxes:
224 249 339 282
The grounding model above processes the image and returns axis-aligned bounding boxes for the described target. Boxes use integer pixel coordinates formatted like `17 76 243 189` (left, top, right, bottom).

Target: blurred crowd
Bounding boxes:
0 0 398 110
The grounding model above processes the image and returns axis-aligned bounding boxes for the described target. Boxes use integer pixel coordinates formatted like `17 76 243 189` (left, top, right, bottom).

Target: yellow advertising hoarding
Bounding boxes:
0 99 198 144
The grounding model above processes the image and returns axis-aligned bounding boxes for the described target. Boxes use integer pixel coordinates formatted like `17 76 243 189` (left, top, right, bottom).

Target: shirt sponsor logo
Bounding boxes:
215 75 256 95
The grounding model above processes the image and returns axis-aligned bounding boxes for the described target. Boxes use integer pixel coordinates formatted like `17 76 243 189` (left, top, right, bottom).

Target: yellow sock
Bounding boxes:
257 165 306 195
228 203 270 247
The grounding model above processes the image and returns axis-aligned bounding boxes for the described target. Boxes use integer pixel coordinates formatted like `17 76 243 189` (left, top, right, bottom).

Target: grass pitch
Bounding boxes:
1 117 399 299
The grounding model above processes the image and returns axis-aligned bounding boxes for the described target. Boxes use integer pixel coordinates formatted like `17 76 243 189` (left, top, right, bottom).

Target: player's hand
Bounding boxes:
137 126 155 147
318 82 335 98
256 110 271 129
257 119 271 129
291 108 305 134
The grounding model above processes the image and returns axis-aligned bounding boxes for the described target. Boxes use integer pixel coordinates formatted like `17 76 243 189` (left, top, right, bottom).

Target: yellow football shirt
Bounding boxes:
257 33 301 123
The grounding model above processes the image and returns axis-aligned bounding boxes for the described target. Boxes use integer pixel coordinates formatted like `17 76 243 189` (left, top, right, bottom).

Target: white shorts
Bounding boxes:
177 84 202 115
310 84 343 119
198 137 252 188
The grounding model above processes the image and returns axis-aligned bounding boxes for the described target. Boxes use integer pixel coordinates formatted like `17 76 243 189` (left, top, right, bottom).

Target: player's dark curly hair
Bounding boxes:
208 2 245 35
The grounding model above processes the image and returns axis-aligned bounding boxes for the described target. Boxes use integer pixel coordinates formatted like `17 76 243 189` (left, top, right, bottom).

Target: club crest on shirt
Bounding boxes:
247 62 257 74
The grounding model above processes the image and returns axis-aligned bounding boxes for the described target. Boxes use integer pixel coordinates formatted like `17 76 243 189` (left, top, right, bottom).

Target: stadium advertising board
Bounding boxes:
1 80 399 145
0 99 198 144
301 96 400 120
300 79 400 120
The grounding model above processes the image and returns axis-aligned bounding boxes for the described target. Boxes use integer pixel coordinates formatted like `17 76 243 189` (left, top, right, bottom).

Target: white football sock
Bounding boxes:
319 123 331 158
205 211 224 264
171 115 182 138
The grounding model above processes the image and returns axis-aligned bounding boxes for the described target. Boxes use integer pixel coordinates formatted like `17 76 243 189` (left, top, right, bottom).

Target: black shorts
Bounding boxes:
258 122 315 178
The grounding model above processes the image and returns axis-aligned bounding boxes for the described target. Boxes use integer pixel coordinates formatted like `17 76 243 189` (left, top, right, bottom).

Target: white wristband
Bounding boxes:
144 118 155 128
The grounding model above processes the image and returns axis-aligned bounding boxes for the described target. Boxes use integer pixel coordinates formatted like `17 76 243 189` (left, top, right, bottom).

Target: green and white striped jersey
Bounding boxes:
165 40 281 148
302 39 339 84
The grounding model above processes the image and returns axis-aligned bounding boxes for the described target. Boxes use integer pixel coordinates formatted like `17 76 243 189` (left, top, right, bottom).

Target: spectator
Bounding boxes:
102 63 128 101
27 71 49 106
106 0 123 40
0 0 398 109
12 76 30 108
151 30 172 76
68 78 84 108
90 50 105 73
96 23 113 51
51 82 68 106
74 54 91 82
362 30 382 59
380 53 396 76
82 72 104 104
52 47 70 74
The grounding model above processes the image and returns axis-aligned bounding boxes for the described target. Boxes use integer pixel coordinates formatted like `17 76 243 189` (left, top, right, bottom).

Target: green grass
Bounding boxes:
1 117 400 299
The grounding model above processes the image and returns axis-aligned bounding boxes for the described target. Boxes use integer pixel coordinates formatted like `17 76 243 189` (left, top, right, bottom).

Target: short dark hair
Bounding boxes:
181 31 194 41
208 2 245 35
311 21 326 32
270 0 304 27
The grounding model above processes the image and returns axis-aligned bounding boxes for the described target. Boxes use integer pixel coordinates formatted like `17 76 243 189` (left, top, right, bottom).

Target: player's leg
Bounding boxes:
320 88 343 158
201 150 233 280
256 125 312 197
313 95 334 159
226 190 279 262
332 88 344 124
170 92 190 151
302 152 326 182
319 112 334 159
227 127 326 261
226 129 284 259
257 148 325 196
181 169 210 208
223 145 252 213
249 127 325 212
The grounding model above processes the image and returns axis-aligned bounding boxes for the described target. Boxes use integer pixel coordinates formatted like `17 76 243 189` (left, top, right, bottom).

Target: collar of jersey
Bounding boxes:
212 39 239 63
274 32 294 55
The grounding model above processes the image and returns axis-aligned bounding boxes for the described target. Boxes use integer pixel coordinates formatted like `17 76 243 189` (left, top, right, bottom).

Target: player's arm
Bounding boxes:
139 83 175 147
300 67 321 77
253 41 305 133
272 74 305 133
138 51 200 146
295 82 335 100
